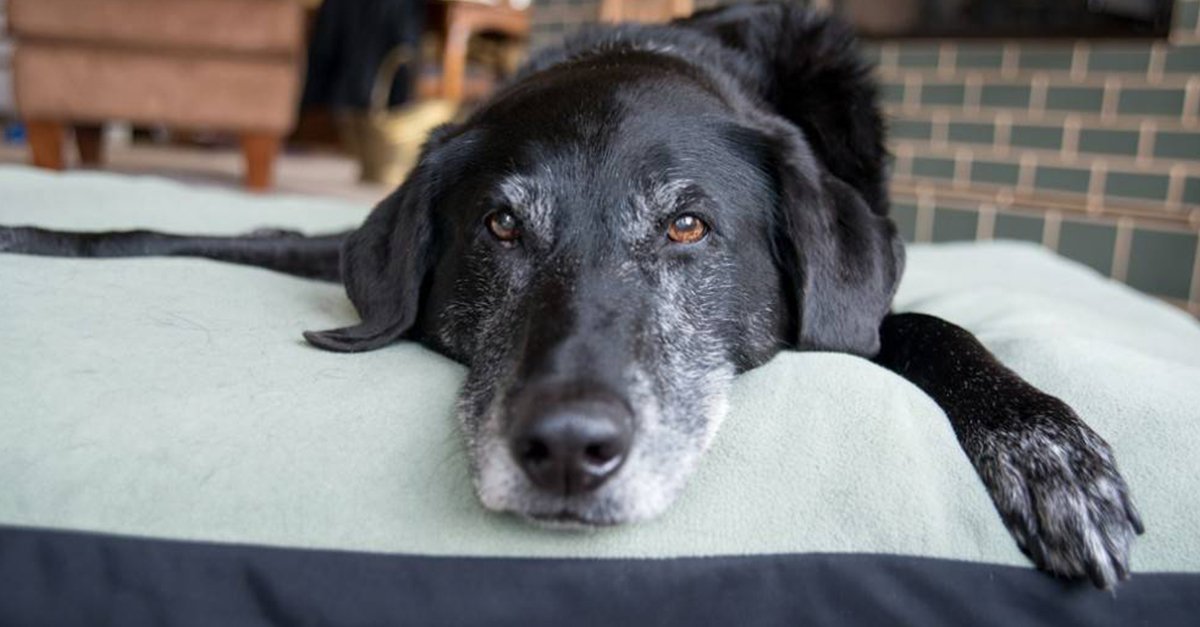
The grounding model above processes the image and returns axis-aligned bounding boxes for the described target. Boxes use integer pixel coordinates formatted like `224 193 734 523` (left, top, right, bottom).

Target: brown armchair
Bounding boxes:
8 0 305 190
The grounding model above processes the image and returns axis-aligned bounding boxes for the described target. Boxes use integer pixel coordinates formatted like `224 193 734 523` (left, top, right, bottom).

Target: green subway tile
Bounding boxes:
1077 128 1140 156
932 207 979 242
1163 45 1200 73
1153 131 1200 160
911 156 956 179
981 85 1032 108
1010 124 1064 150
921 83 966 106
956 45 1004 69
1057 219 1116 275
1126 229 1198 300
1045 86 1104 112
891 203 919 242
889 118 934 140
1018 48 1074 71
1185 177 1200 205
993 212 1045 243
1105 171 1170 201
1035 166 1091 194
971 160 1020 186
897 44 940 68
947 121 995 144
880 82 906 105
1118 88 1186 116
1179 2 1200 32
1087 46 1152 73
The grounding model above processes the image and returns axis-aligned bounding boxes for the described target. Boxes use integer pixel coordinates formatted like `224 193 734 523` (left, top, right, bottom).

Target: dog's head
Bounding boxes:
306 16 902 526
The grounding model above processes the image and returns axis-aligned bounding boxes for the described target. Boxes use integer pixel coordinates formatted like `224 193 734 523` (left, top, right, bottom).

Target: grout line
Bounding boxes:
870 65 1196 89
1184 77 1200 126
1071 42 1088 81
886 138 1200 178
1137 119 1156 165
976 204 997 240
965 73 982 113
1018 152 1038 195
915 188 936 242
1001 43 1018 79
1112 217 1134 281
995 111 1013 156
938 43 956 79
995 187 1015 210
1148 42 1166 83
954 148 972 190
880 102 1198 131
1101 76 1120 123
889 181 1196 230
932 110 950 148
1087 160 1108 214
905 73 922 110
1042 210 1063 250
894 143 915 178
1168 163 1187 211
1062 114 1081 159
1030 74 1049 117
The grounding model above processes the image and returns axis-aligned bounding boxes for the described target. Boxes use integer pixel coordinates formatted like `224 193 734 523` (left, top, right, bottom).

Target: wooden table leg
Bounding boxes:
26 120 66 170
241 132 280 191
74 124 105 166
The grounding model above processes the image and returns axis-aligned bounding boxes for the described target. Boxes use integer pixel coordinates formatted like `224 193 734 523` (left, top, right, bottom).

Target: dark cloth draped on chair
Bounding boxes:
302 0 426 110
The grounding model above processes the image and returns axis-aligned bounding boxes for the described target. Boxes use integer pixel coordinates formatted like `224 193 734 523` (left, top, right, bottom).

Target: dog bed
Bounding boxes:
1 165 1198 625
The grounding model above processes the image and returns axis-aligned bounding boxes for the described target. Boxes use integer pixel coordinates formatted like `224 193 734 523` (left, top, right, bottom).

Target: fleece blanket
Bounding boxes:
1 166 1198 625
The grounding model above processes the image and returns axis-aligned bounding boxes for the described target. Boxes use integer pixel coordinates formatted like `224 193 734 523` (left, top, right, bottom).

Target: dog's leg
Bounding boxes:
0 225 347 281
873 312 1143 589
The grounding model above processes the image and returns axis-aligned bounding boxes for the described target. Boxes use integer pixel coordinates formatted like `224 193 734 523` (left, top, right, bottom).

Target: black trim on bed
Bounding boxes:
1 525 1196 626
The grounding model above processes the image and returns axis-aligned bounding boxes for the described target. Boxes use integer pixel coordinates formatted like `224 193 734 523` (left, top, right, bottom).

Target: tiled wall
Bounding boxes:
873 1 1200 314
527 0 1200 313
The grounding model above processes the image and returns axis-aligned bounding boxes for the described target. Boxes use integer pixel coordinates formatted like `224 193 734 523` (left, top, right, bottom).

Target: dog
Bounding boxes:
0 3 1142 589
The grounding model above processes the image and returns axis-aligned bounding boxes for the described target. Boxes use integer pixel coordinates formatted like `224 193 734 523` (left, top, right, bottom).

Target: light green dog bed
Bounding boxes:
2 165 1198 577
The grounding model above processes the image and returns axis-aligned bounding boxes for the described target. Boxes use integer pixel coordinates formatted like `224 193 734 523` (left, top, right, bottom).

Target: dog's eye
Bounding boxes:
486 210 521 243
667 213 708 244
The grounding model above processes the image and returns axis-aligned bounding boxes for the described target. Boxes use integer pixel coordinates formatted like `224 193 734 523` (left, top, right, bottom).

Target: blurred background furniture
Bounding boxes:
429 0 530 103
599 0 692 23
8 0 305 190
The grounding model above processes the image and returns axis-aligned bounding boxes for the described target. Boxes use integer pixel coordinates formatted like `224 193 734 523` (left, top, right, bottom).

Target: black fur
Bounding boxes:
0 2 1139 588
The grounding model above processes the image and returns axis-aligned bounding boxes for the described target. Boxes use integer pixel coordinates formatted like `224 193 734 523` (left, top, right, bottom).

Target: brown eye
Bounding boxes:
667 213 708 244
486 210 521 243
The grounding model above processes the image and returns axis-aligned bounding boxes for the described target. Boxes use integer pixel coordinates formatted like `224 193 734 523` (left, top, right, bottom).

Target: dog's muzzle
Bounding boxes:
507 387 633 496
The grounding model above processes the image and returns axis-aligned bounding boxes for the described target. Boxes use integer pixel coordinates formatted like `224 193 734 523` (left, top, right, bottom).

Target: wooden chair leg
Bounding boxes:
25 120 66 170
240 132 280 191
441 15 471 103
74 124 105 166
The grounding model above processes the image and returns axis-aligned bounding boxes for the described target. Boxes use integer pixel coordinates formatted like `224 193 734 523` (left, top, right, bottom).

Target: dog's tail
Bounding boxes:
677 3 887 215
0 225 347 281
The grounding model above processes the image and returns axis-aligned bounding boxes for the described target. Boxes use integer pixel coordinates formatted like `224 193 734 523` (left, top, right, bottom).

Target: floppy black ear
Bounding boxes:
303 139 450 352
770 130 904 358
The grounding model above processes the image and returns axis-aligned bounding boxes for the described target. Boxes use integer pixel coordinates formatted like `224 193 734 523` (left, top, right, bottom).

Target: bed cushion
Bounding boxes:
1 165 1198 624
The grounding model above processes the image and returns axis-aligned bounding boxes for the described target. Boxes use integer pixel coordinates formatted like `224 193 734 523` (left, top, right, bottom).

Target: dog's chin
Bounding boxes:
474 471 684 529
520 509 622 530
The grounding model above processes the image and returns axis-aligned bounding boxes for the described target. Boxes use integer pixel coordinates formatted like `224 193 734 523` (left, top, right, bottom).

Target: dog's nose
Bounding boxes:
510 400 632 496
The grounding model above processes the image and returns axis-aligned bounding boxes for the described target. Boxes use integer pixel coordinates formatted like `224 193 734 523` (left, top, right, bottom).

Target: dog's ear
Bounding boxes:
769 129 904 357
304 128 457 353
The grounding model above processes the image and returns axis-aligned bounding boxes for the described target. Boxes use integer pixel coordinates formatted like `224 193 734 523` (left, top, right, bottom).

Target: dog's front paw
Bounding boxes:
971 397 1144 589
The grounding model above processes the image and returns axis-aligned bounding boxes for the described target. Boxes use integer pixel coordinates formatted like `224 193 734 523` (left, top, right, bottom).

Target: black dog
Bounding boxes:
0 3 1141 588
